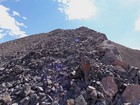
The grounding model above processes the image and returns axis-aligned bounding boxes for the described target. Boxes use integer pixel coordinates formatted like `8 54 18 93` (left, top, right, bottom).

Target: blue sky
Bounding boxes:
0 0 140 49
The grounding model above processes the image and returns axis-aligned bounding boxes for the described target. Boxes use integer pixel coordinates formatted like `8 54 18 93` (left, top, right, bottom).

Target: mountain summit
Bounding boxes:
0 27 140 105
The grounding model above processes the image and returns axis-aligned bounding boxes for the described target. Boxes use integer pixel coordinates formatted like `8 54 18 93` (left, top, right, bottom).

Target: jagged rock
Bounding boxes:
122 84 140 104
101 76 118 102
24 84 32 96
20 97 30 105
75 94 87 105
37 86 44 92
30 93 38 105
52 100 59 105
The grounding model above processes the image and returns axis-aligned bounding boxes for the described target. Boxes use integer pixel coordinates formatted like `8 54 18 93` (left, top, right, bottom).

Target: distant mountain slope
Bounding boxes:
0 27 140 68
112 42 140 68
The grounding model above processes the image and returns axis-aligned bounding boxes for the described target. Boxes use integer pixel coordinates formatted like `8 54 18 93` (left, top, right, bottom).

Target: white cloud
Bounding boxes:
16 21 27 28
134 14 140 31
57 0 97 20
23 16 27 20
0 29 7 38
0 30 5 38
13 11 20 16
13 11 28 21
0 34 5 38
0 5 27 38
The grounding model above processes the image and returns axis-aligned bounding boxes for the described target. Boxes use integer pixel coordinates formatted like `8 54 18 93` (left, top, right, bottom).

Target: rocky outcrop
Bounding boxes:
0 27 139 105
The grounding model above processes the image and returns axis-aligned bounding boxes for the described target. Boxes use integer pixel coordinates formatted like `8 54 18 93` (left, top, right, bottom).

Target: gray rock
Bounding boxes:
41 102 51 105
20 97 30 105
24 84 31 96
52 100 59 105
37 86 44 92
75 94 87 105
30 93 38 105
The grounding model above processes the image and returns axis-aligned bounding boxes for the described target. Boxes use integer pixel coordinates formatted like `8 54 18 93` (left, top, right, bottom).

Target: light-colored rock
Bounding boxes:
3 94 12 103
87 86 97 101
12 103 18 105
67 99 75 105
47 79 52 85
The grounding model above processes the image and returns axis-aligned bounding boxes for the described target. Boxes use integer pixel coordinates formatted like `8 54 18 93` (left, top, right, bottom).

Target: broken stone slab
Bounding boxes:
122 84 140 104
101 76 118 102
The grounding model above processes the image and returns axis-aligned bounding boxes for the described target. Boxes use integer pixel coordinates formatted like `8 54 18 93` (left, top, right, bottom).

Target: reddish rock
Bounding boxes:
122 84 140 104
80 56 92 83
80 56 91 72
112 60 129 70
101 76 118 101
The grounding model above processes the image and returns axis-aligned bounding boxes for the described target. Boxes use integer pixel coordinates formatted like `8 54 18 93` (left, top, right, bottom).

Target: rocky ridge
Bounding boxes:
0 27 140 105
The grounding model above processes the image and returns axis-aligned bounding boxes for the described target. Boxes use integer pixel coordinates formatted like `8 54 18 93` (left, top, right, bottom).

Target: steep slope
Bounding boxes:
0 27 140 105
0 27 106 66
112 42 140 68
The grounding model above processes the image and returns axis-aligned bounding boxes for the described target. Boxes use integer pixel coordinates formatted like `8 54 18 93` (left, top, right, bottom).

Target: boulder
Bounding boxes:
122 84 140 104
101 76 118 102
